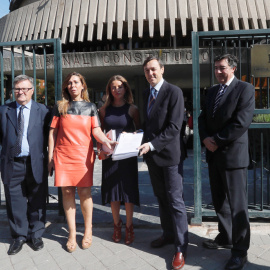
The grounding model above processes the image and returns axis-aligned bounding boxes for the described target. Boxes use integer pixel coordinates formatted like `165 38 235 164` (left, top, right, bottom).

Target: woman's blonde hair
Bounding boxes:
57 72 90 116
103 75 133 108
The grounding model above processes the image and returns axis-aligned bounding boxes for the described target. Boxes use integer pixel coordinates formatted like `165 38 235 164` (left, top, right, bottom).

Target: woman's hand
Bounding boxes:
102 139 118 151
97 149 110 160
48 158 55 176
93 127 118 151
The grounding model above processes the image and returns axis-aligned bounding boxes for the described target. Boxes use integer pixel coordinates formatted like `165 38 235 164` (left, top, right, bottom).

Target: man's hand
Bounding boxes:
203 137 218 152
138 143 150 156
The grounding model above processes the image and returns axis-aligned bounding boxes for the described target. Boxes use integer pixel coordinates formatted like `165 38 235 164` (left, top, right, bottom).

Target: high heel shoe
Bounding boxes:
125 224 134 245
66 240 77 253
82 236 92 249
112 219 122 243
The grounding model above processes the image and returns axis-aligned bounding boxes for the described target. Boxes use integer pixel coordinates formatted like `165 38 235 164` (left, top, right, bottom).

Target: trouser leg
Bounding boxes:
208 161 232 245
4 161 28 240
25 160 46 239
146 158 174 239
163 165 189 253
224 168 250 257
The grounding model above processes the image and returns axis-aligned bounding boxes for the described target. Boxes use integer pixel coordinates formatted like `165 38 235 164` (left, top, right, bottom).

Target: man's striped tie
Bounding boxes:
213 84 226 116
148 88 157 115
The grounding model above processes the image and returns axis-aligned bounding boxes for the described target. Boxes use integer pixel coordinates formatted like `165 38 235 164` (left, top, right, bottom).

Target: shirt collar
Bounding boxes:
150 78 164 92
223 75 235 87
16 99 32 110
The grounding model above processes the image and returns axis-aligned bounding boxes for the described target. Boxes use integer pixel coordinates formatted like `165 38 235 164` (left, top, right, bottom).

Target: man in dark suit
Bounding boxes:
139 56 188 270
198 54 255 270
0 75 50 255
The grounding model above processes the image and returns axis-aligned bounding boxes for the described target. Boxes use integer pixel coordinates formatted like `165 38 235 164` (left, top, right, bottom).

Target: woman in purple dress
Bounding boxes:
98 75 140 245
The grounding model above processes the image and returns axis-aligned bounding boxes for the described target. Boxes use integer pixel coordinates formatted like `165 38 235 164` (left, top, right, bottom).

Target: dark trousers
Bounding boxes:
208 160 250 257
146 157 189 253
4 158 46 241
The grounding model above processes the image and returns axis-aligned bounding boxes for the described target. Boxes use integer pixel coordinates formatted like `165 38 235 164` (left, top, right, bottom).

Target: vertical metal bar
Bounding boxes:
0 47 4 106
267 35 269 109
54 39 62 102
43 45 47 105
191 31 202 225
11 46 15 86
259 78 262 108
210 39 214 86
32 46 37 101
0 47 2 203
54 38 64 216
22 45 25 75
238 37 241 79
267 78 269 109
246 40 250 83
253 129 256 205
224 38 227 53
261 132 264 210
267 129 269 205
233 40 236 56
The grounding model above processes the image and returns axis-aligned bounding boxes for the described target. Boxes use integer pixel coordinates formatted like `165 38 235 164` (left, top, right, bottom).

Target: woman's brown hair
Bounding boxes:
103 75 134 108
58 72 90 116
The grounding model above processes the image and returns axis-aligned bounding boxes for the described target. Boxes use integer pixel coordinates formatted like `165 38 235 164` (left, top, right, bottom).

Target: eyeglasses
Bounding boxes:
13 88 33 93
214 66 228 71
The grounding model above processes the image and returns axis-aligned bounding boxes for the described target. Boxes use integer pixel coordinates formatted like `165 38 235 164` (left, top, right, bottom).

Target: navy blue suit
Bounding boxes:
0 101 50 240
142 80 189 253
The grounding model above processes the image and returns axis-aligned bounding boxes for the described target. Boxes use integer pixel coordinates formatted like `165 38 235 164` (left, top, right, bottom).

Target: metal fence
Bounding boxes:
0 38 63 214
192 29 270 225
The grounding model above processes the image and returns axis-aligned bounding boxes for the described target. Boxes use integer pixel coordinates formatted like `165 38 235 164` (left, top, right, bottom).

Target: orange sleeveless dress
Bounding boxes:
50 101 100 187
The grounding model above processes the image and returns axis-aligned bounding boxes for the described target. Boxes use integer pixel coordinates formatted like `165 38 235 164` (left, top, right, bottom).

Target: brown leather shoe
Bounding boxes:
112 219 122 243
151 235 174 248
172 252 185 270
125 224 134 245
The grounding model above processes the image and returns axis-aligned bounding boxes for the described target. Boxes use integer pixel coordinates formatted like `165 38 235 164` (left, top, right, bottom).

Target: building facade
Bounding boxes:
1 0 270 107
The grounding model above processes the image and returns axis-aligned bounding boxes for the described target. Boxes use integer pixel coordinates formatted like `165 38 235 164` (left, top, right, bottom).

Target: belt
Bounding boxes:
14 156 31 163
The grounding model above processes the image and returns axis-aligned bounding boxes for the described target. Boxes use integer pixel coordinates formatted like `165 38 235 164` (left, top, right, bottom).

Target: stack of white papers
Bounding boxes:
112 132 144 161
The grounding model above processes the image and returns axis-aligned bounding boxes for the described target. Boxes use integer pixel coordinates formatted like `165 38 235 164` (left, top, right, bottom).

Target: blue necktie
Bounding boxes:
213 84 226 116
14 105 25 156
148 88 157 115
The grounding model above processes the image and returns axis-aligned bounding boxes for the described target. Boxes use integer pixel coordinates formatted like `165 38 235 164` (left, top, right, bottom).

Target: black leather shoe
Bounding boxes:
8 239 26 255
225 255 247 270
151 235 174 248
31 238 44 251
203 239 232 249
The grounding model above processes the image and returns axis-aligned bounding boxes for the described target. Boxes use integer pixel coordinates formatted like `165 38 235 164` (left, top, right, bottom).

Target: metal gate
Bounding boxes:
192 29 270 225
0 38 62 213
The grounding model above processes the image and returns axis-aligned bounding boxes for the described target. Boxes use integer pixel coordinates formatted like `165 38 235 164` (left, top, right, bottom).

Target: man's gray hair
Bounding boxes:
13 75 34 89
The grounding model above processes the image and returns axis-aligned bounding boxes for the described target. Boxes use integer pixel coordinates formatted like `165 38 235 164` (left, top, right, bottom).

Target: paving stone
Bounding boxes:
0 258 13 270
13 258 36 270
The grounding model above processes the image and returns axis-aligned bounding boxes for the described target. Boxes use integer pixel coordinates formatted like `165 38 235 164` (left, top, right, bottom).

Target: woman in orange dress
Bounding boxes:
48 72 116 253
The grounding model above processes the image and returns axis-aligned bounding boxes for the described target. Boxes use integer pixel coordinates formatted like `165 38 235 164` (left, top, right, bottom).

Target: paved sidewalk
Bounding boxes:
0 153 270 269
0 220 269 270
